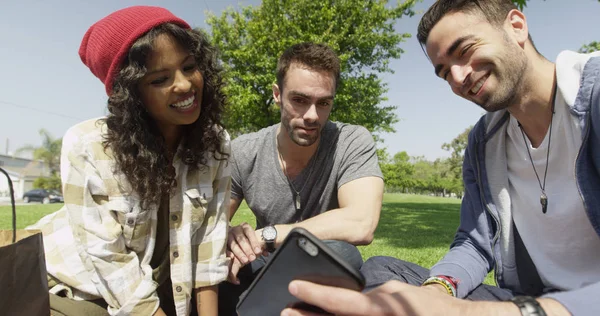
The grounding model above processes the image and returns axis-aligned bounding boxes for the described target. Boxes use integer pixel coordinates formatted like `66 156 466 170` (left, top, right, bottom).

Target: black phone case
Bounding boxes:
236 227 365 316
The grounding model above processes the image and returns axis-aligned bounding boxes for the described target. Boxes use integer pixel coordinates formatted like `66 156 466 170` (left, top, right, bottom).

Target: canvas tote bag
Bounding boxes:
0 167 50 315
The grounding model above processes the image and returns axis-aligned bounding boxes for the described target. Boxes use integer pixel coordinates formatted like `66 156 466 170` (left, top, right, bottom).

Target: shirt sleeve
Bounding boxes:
191 131 231 288
337 126 384 188
429 144 494 298
229 137 244 201
61 130 159 316
544 281 600 315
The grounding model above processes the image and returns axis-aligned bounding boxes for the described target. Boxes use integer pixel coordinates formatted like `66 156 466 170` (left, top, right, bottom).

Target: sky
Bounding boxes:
1 0 599 160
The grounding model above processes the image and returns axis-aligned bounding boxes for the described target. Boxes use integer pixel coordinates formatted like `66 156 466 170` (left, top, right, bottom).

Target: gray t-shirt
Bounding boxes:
231 121 383 228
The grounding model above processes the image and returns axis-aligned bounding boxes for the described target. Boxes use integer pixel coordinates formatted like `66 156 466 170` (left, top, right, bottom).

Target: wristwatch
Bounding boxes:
261 225 277 253
510 296 547 316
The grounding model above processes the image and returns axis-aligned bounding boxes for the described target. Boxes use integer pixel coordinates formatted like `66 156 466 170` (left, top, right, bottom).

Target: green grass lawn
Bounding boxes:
0 194 494 284
0 203 63 230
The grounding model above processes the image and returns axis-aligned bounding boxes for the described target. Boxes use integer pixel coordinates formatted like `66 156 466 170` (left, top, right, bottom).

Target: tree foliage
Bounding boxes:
15 129 62 176
579 41 600 54
33 175 62 191
442 126 472 185
511 0 528 10
381 127 473 198
207 0 417 137
380 151 415 192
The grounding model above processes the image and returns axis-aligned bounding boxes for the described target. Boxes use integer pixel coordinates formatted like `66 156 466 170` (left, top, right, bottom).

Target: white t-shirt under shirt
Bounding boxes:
506 89 600 291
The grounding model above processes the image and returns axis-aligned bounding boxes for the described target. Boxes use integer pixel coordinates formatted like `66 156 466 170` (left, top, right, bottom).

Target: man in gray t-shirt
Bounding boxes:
218 42 384 315
230 120 382 229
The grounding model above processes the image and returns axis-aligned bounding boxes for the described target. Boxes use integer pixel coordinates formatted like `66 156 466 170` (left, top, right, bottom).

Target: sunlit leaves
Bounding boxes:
207 0 418 138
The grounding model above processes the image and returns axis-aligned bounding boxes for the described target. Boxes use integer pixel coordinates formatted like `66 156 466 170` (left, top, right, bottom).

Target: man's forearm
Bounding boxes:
273 206 376 247
462 301 520 316
423 284 559 316
271 177 383 246
537 298 571 316
465 299 569 316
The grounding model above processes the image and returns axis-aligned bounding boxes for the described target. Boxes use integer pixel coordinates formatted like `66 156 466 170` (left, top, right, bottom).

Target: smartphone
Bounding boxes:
236 227 365 316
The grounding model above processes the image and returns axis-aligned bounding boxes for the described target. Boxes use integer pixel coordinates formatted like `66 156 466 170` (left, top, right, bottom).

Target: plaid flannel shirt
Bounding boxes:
30 118 231 316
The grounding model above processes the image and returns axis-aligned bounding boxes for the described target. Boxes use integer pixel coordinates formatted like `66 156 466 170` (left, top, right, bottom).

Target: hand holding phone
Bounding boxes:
236 227 365 316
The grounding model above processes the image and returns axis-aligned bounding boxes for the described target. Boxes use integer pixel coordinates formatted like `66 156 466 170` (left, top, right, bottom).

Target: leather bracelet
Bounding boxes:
510 296 547 316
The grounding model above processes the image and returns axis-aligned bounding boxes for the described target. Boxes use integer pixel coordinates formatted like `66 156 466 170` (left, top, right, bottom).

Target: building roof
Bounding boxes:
4 166 46 178
0 155 50 178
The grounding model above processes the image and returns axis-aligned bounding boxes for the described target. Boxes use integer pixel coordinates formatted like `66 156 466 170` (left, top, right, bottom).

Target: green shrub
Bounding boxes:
33 175 61 191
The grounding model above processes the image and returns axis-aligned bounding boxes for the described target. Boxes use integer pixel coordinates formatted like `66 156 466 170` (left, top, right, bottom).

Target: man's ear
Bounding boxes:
506 9 529 47
272 83 282 107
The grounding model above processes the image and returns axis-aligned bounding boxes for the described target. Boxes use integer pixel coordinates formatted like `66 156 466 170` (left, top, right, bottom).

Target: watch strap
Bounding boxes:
510 296 547 316
265 240 275 253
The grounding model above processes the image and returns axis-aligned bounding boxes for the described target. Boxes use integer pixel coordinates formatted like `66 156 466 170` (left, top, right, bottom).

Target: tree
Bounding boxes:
434 127 473 198
376 147 391 166
15 129 62 176
381 151 415 192
442 126 472 185
379 152 462 197
33 175 61 191
580 42 600 54
511 0 528 10
207 0 417 137
410 156 434 194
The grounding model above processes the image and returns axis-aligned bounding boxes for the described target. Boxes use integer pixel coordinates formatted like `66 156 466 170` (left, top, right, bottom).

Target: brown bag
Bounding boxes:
0 168 50 315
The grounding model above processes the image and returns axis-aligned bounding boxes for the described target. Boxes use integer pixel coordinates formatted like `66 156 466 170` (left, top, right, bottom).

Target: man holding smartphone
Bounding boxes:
280 1 600 315
217 42 384 315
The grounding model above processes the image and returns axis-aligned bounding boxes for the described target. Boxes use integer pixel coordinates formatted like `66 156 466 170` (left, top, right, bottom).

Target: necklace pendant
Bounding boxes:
540 193 548 214
295 194 301 210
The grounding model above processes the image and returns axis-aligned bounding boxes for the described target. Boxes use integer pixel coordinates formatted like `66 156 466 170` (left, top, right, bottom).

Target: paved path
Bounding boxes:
0 197 30 206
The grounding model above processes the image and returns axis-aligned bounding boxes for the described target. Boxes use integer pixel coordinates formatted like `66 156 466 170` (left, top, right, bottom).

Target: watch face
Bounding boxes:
262 226 277 241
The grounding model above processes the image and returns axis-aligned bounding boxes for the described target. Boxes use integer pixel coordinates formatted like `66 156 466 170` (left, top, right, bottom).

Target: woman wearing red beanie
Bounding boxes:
29 6 230 316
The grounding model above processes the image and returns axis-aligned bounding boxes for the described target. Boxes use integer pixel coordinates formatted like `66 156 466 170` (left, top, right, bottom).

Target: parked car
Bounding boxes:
22 189 64 204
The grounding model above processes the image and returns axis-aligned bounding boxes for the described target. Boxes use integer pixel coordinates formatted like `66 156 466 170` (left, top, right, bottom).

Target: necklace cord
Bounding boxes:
517 82 557 213
518 114 553 194
277 138 319 195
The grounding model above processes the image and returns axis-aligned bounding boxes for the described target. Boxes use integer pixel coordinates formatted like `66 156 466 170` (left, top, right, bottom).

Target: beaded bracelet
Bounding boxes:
422 276 457 297
436 275 459 289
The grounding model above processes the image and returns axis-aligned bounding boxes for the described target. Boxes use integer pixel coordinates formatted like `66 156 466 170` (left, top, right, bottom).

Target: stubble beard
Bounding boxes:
280 104 321 147
284 120 320 147
476 37 529 112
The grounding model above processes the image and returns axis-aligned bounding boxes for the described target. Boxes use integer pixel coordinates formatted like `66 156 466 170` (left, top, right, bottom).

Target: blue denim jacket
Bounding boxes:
430 55 600 315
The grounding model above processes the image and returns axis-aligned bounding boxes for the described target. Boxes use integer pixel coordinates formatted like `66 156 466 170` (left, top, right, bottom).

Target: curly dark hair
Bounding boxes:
100 23 228 210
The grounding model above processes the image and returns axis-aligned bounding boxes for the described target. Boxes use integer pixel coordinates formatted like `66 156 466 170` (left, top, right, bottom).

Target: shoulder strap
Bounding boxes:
514 222 545 296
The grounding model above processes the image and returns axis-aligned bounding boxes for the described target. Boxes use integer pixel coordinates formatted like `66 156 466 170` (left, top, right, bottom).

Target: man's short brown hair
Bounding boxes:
276 42 341 92
417 0 518 45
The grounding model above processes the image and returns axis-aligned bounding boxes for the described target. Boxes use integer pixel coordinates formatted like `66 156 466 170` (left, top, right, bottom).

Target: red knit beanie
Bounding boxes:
79 6 191 96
